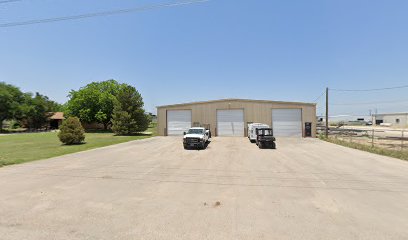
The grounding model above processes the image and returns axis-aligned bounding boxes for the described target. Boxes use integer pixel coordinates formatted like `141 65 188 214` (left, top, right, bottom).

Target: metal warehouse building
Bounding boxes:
157 99 316 137
373 112 408 128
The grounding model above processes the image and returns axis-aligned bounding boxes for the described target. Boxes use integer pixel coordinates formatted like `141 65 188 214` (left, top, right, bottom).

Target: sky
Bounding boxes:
1 0 408 116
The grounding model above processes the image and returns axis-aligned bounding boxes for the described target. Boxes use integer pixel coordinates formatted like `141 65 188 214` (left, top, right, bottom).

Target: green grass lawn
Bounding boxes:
0 132 153 167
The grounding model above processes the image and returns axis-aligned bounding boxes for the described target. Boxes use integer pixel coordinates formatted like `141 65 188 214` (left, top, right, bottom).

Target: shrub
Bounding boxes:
111 110 135 135
58 117 85 145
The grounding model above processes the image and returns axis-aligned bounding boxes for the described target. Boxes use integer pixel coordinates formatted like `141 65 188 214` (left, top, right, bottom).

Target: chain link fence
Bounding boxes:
318 126 407 152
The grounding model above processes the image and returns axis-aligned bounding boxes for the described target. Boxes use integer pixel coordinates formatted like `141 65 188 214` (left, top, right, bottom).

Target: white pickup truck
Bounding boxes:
183 127 211 149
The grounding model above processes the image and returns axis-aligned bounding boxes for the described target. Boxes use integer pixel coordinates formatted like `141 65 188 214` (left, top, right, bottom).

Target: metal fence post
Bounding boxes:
371 129 374 148
401 130 404 151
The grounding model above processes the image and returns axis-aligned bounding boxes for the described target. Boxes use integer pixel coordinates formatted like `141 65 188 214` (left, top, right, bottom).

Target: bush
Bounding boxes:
58 117 85 145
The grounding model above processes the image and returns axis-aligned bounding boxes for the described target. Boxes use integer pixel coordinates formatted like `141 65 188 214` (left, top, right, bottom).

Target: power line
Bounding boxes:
330 84 408 92
312 90 326 102
0 0 209 28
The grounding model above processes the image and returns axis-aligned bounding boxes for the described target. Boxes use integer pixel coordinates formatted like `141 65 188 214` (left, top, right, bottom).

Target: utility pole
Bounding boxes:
325 87 329 138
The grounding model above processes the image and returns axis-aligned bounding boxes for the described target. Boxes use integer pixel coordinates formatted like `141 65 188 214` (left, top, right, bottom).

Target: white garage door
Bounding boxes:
217 109 244 137
272 109 302 137
167 110 192 136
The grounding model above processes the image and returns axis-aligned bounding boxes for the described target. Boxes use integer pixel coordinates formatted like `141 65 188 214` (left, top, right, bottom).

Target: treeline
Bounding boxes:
1 79 151 136
0 82 62 130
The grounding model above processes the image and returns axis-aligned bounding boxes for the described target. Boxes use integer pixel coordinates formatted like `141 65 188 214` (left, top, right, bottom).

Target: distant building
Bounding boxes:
147 112 157 123
373 113 408 128
49 112 65 129
317 115 371 125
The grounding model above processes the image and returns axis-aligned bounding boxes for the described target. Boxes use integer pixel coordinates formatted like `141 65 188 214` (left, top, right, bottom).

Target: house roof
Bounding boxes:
157 98 316 108
49 112 65 120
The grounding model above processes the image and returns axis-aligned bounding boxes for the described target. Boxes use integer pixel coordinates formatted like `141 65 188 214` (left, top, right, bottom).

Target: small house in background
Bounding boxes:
373 112 408 128
49 112 65 129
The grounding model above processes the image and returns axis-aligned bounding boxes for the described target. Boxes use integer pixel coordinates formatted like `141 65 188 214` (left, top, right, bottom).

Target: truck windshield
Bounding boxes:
187 129 204 134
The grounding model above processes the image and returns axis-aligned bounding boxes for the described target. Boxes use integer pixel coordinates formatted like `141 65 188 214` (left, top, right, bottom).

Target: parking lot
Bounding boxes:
1 137 408 240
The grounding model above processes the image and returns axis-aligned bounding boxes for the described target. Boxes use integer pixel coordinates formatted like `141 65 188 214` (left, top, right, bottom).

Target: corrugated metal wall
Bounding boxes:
157 100 317 137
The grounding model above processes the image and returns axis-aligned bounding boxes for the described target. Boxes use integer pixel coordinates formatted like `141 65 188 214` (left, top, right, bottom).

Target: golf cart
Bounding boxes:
255 128 276 149
248 123 270 143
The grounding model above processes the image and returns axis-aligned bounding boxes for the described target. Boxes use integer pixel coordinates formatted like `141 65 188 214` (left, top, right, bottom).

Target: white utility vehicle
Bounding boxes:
248 123 270 143
183 127 211 149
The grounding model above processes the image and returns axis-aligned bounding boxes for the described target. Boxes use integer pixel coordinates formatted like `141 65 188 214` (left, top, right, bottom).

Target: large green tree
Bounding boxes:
0 82 24 130
66 80 123 129
111 85 151 135
67 80 150 132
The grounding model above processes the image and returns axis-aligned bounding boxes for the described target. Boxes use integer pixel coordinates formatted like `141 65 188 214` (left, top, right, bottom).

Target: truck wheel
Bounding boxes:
272 142 276 149
201 143 206 149
183 144 188 150
258 142 263 149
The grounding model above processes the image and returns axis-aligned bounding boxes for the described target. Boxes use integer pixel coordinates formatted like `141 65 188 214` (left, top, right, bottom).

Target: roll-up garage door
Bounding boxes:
272 109 302 137
167 110 192 136
217 109 244 136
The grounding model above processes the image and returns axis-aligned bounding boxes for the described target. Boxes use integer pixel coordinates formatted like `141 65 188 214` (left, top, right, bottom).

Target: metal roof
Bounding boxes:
157 98 316 108
49 112 65 120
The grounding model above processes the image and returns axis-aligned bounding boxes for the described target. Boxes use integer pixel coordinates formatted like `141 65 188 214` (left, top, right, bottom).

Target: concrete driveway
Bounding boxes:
1 137 408 240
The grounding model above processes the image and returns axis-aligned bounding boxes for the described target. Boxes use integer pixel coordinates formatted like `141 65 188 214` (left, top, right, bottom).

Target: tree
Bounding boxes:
111 85 150 135
66 80 123 129
111 108 136 135
45 98 64 112
58 117 85 145
0 82 24 130
0 82 62 130
20 92 62 129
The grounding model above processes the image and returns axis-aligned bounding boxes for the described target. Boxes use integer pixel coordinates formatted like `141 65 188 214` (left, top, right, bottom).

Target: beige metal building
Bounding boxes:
157 99 316 137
